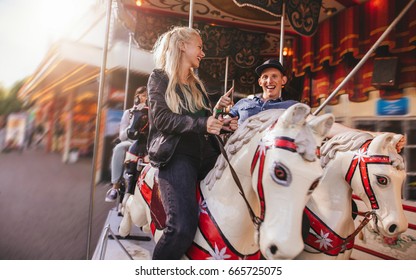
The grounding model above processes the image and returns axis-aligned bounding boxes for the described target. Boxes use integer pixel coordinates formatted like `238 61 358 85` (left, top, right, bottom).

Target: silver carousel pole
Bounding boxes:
224 56 229 94
86 0 113 259
279 1 286 65
123 32 134 111
189 0 194 28
313 0 415 116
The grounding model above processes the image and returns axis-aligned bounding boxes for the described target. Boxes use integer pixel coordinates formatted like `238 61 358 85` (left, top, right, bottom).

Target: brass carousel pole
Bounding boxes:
313 0 415 115
86 0 113 259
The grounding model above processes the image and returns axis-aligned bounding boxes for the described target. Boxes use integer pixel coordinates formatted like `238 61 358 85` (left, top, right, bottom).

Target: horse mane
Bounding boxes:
320 130 404 170
204 110 282 188
205 108 317 189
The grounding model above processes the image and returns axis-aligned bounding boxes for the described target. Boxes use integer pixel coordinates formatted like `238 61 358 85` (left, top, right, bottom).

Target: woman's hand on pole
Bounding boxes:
214 87 234 118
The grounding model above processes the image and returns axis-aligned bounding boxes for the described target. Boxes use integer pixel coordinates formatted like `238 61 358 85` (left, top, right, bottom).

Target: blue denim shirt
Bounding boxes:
229 94 298 125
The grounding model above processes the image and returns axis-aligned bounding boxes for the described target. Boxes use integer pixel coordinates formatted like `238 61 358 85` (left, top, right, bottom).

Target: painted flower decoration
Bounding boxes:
315 230 334 250
199 197 208 215
207 243 231 260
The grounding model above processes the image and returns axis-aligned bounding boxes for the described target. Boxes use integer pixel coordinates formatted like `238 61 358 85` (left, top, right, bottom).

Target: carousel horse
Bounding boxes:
126 106 149 141
119 103 335 260
296 131 408 260
115 106 149 211
124 105 150 194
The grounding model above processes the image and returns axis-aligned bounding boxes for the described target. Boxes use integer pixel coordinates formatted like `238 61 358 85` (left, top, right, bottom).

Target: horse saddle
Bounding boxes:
150 177 166 230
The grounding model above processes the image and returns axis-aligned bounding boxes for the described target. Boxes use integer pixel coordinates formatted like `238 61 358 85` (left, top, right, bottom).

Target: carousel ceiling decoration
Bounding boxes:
286 0 322 36
120 0 369 54
133 0 281 29
233 0 283 16
118 0 374 94
233 0 322 36
122 1 367 33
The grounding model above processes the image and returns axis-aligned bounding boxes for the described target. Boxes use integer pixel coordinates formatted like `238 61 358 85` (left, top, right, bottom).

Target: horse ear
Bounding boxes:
307 114 335 145
389 134 406 170
278 103 310 128
367 133 395 155
391 134 404 148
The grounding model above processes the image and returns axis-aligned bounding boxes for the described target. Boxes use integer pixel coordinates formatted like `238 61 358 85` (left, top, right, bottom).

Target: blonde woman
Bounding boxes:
147 26 237 259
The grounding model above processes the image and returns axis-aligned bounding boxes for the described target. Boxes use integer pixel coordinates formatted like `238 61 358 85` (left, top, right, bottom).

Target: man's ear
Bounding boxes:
282 76 288 85
258 77 262 86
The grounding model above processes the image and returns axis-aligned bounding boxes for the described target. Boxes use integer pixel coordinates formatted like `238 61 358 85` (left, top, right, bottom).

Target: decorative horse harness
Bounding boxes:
345 139 391 210
305 139 392 255
215 135 303 231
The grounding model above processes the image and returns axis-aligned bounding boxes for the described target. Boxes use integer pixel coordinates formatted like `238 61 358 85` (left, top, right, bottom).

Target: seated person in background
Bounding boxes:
123 106 149 198
105 86 148 202
214 58 405 152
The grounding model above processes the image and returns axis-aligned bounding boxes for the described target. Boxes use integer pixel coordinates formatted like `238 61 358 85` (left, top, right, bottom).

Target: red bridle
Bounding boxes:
345 140 391 210
250 136 299 221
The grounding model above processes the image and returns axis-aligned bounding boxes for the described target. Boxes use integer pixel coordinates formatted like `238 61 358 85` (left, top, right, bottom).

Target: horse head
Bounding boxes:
298 131 409 259
127 107 149 141
243 103 333 259
349 133 408 237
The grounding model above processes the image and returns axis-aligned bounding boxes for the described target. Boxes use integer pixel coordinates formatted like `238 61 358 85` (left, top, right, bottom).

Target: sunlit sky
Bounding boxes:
0 0 97 89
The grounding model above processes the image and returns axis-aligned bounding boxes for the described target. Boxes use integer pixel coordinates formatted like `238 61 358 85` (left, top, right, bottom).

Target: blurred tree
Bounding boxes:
0 80 25 116
0 86 5 100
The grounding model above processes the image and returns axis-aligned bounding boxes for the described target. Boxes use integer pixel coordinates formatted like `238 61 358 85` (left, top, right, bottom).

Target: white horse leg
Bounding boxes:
141 224 151 234
119 196 133 237
130 194 150 227
119 192 150 237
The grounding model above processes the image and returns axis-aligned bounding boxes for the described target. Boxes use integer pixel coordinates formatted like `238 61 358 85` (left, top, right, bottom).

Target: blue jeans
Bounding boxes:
110 141 132 184
152 153 217 259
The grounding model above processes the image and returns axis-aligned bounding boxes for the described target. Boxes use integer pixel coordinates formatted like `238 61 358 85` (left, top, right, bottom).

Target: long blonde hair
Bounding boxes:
152 26 210 114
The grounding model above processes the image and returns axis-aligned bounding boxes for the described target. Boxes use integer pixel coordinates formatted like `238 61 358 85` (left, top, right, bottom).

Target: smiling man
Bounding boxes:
226 58 298 125
215 58 406 152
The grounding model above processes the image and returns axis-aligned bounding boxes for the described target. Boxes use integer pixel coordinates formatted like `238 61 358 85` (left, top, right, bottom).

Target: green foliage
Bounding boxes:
0 80 24 116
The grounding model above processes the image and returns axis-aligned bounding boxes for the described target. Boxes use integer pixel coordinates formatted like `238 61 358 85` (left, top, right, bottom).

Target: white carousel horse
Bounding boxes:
296 131 408 260
119 103 334 260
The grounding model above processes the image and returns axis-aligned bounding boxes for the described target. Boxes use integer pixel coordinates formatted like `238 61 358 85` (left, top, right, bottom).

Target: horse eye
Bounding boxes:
275 167 286 180
376 175 388 185
271 162 291 186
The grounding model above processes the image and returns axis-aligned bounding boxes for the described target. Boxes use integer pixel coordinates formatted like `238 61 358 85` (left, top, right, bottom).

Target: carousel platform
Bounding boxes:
92 200 416 260
92 207 155 260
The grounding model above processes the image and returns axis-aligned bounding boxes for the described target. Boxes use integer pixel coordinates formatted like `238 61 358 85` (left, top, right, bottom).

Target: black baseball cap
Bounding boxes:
255 58 286 76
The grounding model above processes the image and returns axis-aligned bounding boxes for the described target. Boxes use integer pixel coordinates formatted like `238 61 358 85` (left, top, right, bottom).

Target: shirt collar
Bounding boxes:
254 94 283 103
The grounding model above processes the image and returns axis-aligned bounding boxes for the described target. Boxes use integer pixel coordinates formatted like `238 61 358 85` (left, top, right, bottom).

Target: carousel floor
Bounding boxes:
92 207 155 260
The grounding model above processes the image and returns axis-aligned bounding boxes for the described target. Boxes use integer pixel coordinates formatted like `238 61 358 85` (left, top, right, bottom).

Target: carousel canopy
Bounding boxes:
118 0 415 103
19 0 415 107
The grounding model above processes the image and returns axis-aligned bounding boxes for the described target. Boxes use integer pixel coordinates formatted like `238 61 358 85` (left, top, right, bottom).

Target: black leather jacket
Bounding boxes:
147 69 217 168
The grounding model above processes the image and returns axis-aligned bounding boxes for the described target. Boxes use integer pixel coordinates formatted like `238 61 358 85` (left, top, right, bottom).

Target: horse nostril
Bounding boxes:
269 245 278 255
388 224 397 233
